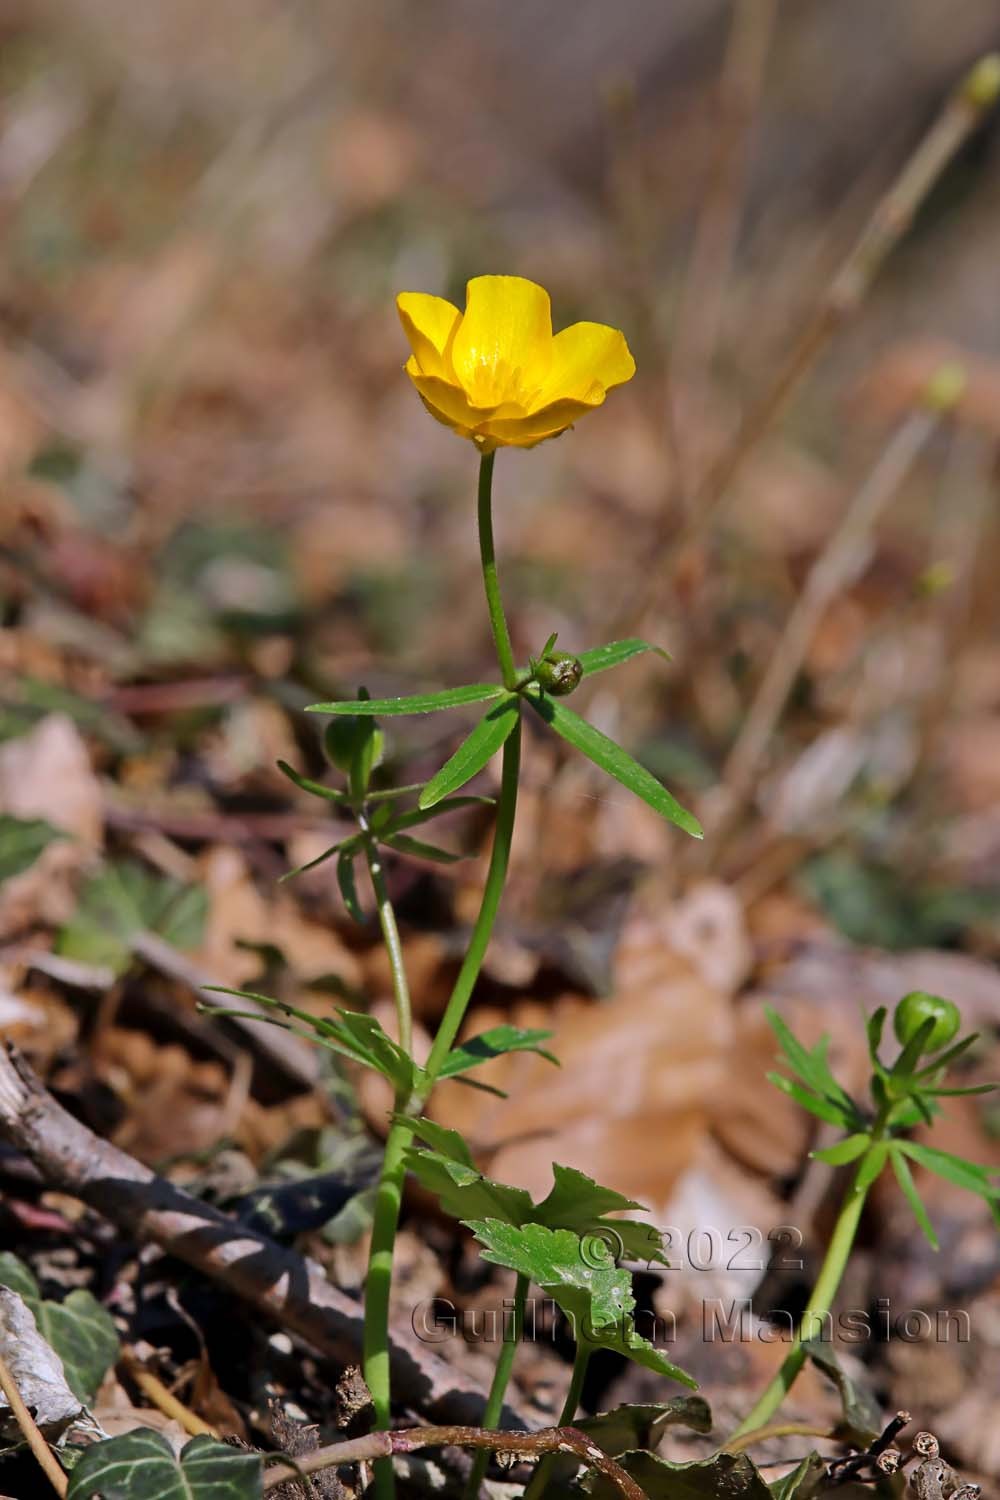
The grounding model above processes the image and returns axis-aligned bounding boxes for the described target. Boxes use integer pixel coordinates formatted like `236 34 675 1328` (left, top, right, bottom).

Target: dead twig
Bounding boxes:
263 1424 646 1500
0 1043 521 1430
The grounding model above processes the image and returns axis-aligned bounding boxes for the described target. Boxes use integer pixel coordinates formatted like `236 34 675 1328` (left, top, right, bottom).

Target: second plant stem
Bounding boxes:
726 1139 884 1443
463 1272 530 1500
364 450 522 1500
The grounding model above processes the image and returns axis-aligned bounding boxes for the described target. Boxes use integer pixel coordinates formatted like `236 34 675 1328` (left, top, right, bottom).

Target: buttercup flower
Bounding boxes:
396 275 635 450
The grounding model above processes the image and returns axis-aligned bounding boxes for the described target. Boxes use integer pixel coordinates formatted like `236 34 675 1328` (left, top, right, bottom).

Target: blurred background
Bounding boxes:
3 0 1000 1483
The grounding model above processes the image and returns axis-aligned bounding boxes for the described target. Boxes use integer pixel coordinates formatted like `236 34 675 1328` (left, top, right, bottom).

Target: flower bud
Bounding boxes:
892 992 960 1054
534 650 583 697
323 717 384 794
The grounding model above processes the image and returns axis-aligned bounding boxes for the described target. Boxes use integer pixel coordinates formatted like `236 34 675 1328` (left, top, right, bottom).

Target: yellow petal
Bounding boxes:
481 396 598 448
449 276 553 408
406 366 500 437
532 321 635 408
397 292 462 380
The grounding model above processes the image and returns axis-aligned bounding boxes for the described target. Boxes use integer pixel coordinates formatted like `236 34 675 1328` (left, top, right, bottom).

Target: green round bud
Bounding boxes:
535 650 583 697
323 717 362 775
892 992 961 1053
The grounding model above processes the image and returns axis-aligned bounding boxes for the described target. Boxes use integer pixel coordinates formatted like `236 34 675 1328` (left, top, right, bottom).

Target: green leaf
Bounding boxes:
577 639 670 678
534 1165 665 1266
67 1430 262 1499
526 691 701 837
464 1219 696 1385
865 1005 887 1063
438 1026 559 1078
810 1133 871 1166
913 1034 980 1078
399 1119 536 1225
890 1017 937 1084
0 815 68 882
419 695 519 809
766 1073 851 1128
889 1144 939 1250
383 833 463 864
854 1140 889 1193
0 1253 118 1404
307 684 505 716
769 1453 827 1500
583 1448 770 1500
573 1398 713 1457
802 1339 880 1446
383 795 493 834
276 760 348 805
279 836 357 882
897 1140 1000 1222
56 860 207 977
337 849 364 922
764 1010 858 1126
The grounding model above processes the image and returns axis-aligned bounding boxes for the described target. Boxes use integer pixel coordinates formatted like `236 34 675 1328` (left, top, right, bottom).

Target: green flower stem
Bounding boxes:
524 1342 592 1500
423 714 521 1081
477 451 517 690
364 450 524 1500
725 1143 881 1443
364 1116 410 1500
363 835 412 1056
463 1272 529 1500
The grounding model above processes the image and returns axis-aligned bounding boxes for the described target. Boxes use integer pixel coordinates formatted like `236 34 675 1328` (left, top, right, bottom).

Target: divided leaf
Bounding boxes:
67 1430 261 1500
437 1025 558 1080
56 860 207 976
897 1140 1000 1225
765 1009 860 1130
464 1219 696 1385
889 1144 939 1250
0 815 68 882
525 691 702 838
307 684 505 716
419 695 519 808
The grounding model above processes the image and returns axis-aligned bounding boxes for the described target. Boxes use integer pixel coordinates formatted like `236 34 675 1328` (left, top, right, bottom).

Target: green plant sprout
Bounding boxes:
727 992 999 1447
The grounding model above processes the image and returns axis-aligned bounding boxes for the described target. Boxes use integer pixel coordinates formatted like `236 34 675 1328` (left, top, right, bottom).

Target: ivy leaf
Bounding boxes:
889 1144 939 1250
438 1026 559 1079
0 815 68 882
0 1253 118 1404
307 684 505 716
56 860 207 977
525 691 701 838
464 1219 696 1385
419 695 520 809
67 1430 261 1499
577 639 670 679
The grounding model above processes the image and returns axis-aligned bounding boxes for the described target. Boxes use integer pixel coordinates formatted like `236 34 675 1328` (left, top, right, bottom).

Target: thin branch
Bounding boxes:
263 1424 647 1500
0 1348 68 1498
722 1421 834 1455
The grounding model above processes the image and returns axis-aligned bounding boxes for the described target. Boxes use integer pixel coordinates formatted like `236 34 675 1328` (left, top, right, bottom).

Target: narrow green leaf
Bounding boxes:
765 1008 826 1093
865 1005 887 1062
854 1140 889 1193
276 760 348 805
913 1033 979 1078
307 683 506 716
337 849 364 922
577 639 670 678
766 1073 852 1127
889 1145 939 1249
811 1133 871 1166
278 839 349 882
383 833 463 864
384 794 493 834
890 1017 937 1083
419 695 519 809
526 692 701 837
925 1083 997 1097
439 1025 559 1077
897 1140 1000 1216
770 1452 827 1500
394 1116 477 1168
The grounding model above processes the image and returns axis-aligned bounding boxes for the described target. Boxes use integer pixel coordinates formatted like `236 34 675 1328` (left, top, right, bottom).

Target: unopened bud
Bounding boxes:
534 650 583 697
961 54 1000 112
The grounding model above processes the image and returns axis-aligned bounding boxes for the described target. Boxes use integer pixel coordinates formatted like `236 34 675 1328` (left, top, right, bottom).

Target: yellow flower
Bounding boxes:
396 275 635 451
